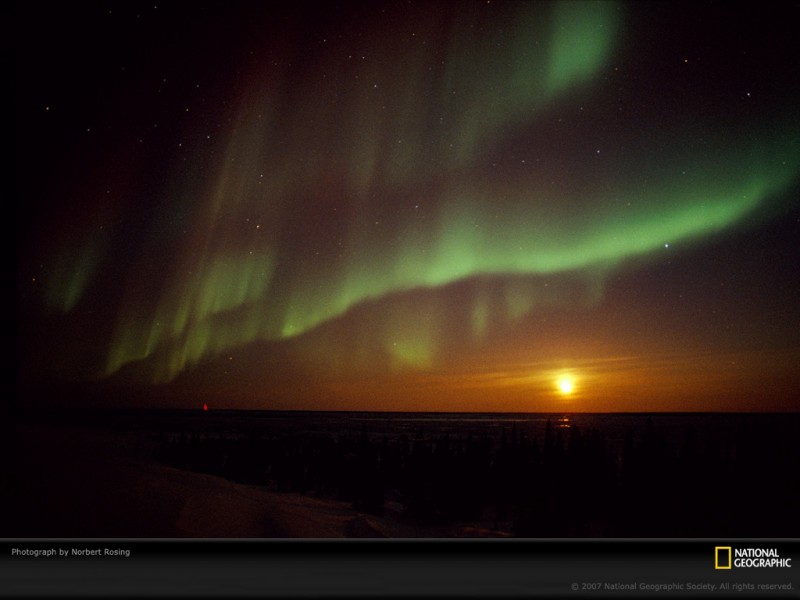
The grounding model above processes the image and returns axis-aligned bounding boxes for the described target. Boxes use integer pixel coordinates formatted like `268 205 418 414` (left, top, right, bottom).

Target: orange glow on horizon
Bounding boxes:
184 349 799 413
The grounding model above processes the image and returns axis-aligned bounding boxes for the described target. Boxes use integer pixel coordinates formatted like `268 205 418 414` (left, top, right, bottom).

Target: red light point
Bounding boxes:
203 403 208 412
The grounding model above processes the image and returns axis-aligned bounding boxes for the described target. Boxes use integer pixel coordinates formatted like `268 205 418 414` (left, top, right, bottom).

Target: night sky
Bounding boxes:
15 1 800 412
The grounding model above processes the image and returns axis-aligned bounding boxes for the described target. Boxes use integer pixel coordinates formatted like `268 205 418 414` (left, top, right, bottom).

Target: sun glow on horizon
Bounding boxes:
556 375 575 395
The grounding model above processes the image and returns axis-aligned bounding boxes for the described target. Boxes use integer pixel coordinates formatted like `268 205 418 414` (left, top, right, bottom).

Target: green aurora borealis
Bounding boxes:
16 1 800 411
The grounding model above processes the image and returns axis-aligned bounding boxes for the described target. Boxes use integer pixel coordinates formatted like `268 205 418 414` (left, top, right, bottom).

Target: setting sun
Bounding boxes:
556 376 575 395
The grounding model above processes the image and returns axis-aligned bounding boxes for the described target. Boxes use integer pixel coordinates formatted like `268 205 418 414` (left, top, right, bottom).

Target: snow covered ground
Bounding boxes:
4 420 437 538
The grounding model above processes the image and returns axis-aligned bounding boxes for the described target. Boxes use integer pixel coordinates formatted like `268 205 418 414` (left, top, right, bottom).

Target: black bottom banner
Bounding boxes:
2 539 798 598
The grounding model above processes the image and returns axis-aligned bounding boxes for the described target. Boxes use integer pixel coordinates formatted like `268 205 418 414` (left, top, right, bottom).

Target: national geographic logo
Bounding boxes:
715 546 792 569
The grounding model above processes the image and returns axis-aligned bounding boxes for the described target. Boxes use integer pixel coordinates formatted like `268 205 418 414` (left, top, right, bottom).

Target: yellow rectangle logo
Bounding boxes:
715 546 732 569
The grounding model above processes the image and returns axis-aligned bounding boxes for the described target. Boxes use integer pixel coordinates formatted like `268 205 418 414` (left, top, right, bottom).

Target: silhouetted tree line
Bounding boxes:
152 416 799 537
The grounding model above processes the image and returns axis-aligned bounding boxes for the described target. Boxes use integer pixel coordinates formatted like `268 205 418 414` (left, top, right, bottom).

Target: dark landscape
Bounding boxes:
6 409 798 538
